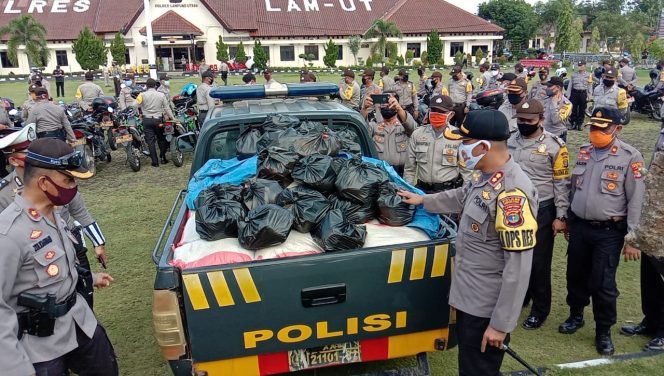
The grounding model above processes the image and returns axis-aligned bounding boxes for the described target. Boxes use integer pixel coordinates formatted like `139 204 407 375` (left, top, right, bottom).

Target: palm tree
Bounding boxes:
363 19 403 65
0 15 49 67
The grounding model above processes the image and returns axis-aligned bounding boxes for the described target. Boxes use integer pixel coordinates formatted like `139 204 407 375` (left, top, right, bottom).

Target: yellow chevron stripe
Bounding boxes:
182 274 210 310
431 244 449 278
409 247 428 280
233 268 261 303
387 249 406 284
207 271 235 307
195 355 260 375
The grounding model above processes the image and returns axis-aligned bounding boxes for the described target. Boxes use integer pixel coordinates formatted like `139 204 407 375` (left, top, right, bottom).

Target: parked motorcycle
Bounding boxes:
161 119 187 167
628 84 663 121
70 114 112 175
114 108 143 172
90 96 119 151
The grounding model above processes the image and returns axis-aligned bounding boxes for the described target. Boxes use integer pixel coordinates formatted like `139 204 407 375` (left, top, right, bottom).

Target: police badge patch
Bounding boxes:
498 195 526 228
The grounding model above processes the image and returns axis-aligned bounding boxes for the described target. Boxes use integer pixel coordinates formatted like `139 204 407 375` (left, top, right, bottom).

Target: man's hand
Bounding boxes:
94 273 114 288
0 124 8 130
552 219 566 236
398 190 424 206
413 110 419 120
387 96 401 110
623 244 641 262
363 95 374 110
481 326 507 352
95 245 108 267
464 106 470 114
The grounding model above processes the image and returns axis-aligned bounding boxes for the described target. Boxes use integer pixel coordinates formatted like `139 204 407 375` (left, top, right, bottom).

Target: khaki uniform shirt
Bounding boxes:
40 79 52 99
508 131 571 218
592 85 628 112
75 82 104 111
196 82 217 111
566 71 592 97
157 85 171 104
395 81 418 109
570 140 645 232
618 65 637 87
379 75 396 92
137 88 174 120
422 158 538 332
118 86 137 111
498 100 519 133
478 71 498 91
448 78 473 106
368 114 417 168
21 99 36 121
529 80 549 103
432 83 449 97
26 101 76 141
516 71 529 83
339 81 361 110
543 95 572 137
0 195 98 374
403 125 470 185
417 76 428 97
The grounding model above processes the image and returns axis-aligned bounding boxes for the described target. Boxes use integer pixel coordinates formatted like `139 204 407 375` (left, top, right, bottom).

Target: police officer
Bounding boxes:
53 65 65 98
0 138 117 376
499 78 529 133
219 60 229 86
591 67 629 118
560 107 644 355
0 125 108 309
378 66 395 92
27 87 76 142
429 71 449 97
543 76 573 141
118 74 138 111
365 91 416 175
530 67 550 103
339 69 361 111
0 103 12 129
566 61 593 130
448 66 473 126
479 63 500 91
509 99 571 330
417 67 428 97
33 74 51 100
196 70 217 129
22 84 40 122
404 95 468 192
242 73 257 85
618 58 637 88
137 78 175 167
399 110 538 376
651 60 664 94
515 62 529 83
360 69 381 122
157 73 173 104
75 72 105 112
496 72 517 92
263 68 280 87
395 69 419 120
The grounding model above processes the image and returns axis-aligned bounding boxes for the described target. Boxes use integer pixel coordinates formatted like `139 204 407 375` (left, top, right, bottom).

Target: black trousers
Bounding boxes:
457 310 510 376
143 118 167 165
198 110 208 130
569 89 587 126
640 255 664 337
56 81 65 97
452 103 467 127
526 203 556 319
566 218 627 330
33 324 118 376
221 71 228 86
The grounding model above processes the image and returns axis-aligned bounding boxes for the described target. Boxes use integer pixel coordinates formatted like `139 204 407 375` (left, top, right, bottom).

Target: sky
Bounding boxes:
452 0 545 15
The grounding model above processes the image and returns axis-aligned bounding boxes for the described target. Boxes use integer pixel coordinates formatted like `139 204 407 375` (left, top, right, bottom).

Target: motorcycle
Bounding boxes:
70 114 112 175
90 97 119 151
161 119 187 167
627 84 663 121
114 108 143 172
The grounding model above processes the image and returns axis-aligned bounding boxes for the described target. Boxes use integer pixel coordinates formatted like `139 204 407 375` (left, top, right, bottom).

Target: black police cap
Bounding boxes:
453 109 510 141
587 107 622 128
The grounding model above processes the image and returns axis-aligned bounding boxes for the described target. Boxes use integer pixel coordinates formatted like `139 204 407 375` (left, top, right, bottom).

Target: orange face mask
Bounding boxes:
429 112 450 128
589 129 615 148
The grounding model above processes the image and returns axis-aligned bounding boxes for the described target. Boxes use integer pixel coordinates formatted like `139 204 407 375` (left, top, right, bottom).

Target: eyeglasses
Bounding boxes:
26 150 83 169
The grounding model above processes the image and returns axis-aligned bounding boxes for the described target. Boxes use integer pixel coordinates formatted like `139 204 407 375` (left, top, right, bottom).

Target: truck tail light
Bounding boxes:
153 290 186 360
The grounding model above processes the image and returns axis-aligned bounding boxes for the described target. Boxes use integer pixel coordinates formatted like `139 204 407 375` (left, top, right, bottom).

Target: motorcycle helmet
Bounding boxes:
91 96 117 112
465 71 474 82
180 83 198 97
130 87 145 99
650 69 660 81
474 89 505 109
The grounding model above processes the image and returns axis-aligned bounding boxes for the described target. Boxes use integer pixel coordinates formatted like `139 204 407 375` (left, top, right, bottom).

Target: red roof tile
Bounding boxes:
200 0 257 31
385 0 504 34
139 10 203 36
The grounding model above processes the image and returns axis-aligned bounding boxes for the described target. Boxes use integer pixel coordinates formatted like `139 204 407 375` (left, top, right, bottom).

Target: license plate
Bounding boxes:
115 134 133 144
71 138 87 147
98 121 113 128
288 342 361 372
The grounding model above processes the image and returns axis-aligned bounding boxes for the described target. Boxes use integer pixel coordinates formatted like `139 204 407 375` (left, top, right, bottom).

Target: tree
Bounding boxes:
454 51 464 66
554 0 576 53
323 39 339 68
386 41 398 65
348 35 362 65
570 17 584 53
0 15 48 67
421 51 429 65
588 26 601 53
216 36 229 62
109 32 126 65
426 30 442 67
405 50 414 64
363 19 402 65
478 0 539 51
72 26 106 71
649 38 664 61
253 40 268 69
628 33 646 57
298 53 316 68
475 48 484 65
235 41 247 64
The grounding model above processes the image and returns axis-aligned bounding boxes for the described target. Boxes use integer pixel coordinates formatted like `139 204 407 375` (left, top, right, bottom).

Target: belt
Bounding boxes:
572 88 587 92
572 213 627 229
52 292 77 317
417 175 464 192
538 198 555 208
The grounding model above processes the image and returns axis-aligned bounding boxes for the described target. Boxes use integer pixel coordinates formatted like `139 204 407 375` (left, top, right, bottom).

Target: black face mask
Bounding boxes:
539 73 548 81
432 80 438 87
545 88 556 97
603 79 615 87
401 75 409 82
380 107 398 119
362 77 368 86
507 94 522 105
517 68 524 73
517 122 539 136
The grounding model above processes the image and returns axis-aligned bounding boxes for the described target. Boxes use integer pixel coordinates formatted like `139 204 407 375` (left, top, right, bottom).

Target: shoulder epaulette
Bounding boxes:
550 134 566 147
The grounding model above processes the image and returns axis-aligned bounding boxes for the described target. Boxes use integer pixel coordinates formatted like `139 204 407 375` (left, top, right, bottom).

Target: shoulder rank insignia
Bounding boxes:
537 133 545 142
30 230 43 240
28 208 41 221
444 127 463 140
489 171 505 190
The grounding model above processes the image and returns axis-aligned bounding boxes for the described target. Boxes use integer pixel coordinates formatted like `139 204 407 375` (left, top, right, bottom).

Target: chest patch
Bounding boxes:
33 236 53 252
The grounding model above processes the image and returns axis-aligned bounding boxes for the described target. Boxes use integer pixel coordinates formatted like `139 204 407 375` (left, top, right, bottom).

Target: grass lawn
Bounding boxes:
0 68 662 375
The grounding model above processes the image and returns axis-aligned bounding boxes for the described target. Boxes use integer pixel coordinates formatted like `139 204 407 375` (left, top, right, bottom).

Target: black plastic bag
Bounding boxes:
195 199 246 241
265 127 301 151
242 178 284 211
238 204 294 250
293 128 341 156
334 158 389 203
266 114 300 128
297 121 326 135
195 183 243 209
329 193 376 224
292 154 338 192
337 128 362 156
257 146 301 187
312 209 367 251
236 128 262 160
377 182 416 226
256 128 285 154
276 186 331 232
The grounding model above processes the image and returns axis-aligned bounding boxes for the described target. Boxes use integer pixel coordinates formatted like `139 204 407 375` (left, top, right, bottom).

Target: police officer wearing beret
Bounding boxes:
400 110 538 375
560 107 644 355
0 138 117 375
509 99 571 330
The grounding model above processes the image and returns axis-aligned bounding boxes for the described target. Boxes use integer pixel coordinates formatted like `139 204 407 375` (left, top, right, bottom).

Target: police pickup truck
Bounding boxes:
152 83 457 376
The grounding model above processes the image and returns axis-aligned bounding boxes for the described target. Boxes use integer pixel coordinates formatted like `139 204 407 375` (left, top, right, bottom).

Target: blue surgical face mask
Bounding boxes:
124 80 132 86
163 80 170 86
458 140 491 170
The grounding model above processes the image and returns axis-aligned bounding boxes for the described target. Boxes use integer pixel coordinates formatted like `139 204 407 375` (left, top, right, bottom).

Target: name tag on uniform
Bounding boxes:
33 236 53 252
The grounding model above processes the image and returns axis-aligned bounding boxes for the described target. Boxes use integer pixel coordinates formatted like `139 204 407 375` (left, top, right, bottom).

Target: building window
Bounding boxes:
406 43 421 58
0 52 16 68
229 46 238 59
471 45 488 55
450 42 464 57
280 46 295 61
304 45 319 60
337 45 343 60
124 49 131 65
55 50 68 66
262 46 270 61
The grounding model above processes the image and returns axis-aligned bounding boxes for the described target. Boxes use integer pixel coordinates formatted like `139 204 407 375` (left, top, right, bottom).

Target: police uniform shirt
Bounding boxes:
498 101 518 133
339 81 361 109
417 76 428 97
26 101 76 141
479 71 497 91
592 85 628 112
0 105 12 127
422 158 538 332
157 85 171 104
508 131 571 218
654 71 664 92
618 65 637 87
566 71 593 97
21 99 35 121
361 83 381 113
571 140 645 232
542 95 572 137
75 82 104 111
432 84 449 97
368 113 417 168
379 75 396 92
516 71 529 83
395 81 418 109
447 78 473 106
403 125 470 185
0 195 98 374
529 80 549 103
137 88 174 120
118 86 137 111
196 82 217 111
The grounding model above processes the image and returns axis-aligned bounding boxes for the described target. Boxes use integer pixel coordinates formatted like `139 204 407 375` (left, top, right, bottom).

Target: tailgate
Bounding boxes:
180 241 454 369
